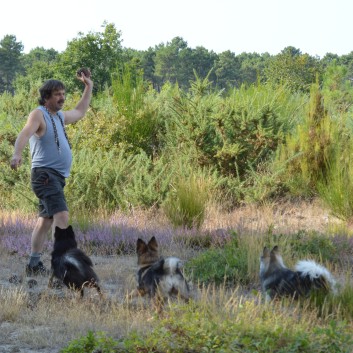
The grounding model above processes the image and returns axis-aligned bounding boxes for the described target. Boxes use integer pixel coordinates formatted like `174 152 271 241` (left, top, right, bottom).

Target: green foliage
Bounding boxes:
304 280 353 322
61 331 119 353
154 36 194 89
214 50 241 88
112 63 145 116
0 60 352 215
322 61 353 114
240 160 287 203
62 303 353 353
277 77 353 218
66 148 172 211
67 99 119 151
0 140 35 211
13 47 58 92
317 136 353 221
264 46 321 93
186 233 250 285
330 280 353 320
276 83 334 196
163 79 299 192
161 76 222 167
291 231 337 260
110 63 162 156
214 83 300 179
0 81 39 120
0 35 24 94
55 22 123 92
163 173 210 229
263 229 338 264
4 29 353 94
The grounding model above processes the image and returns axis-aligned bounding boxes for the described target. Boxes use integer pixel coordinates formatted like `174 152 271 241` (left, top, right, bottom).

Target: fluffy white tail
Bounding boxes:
295 260 337 294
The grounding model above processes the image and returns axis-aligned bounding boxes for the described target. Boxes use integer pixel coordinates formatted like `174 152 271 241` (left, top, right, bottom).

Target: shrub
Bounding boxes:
185 233 250 285
263 230 339 264
316 130 353 222
66 148 172 211
61 331 119 353
275 83 338 197
163 173 210 229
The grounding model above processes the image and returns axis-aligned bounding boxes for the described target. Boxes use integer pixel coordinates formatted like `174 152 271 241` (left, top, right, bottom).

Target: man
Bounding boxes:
10 69 93 276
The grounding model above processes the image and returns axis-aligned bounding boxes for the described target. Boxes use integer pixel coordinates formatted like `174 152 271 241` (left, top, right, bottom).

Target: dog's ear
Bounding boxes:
147 236 158 251
262 247 270 257
136 238 147 255
54 226 64 239
66 225 76 239
271 245 279 254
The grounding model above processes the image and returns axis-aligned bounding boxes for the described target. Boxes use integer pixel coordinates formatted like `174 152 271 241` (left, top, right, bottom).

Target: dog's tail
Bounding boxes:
163 257 183 275
295 260 337 294
62 249 99 284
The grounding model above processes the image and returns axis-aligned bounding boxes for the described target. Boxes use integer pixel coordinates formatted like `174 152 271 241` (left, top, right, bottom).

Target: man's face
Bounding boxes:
47 89 66 112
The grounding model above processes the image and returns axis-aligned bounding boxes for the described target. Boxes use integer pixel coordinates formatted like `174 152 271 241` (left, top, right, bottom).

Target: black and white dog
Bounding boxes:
131 236 191 311
260 246 336 300
49 225 101 297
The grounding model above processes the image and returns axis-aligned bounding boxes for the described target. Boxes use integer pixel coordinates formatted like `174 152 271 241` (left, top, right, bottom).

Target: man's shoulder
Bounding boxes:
30 106 44 115
28 107 45 125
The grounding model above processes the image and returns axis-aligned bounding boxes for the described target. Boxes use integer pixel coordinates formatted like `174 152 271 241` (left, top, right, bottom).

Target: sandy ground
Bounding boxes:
0 252 139 353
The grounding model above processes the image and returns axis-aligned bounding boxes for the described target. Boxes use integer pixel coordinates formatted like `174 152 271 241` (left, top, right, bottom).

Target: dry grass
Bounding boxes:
0 250 157 352
203 198 344 234
0 199 350 352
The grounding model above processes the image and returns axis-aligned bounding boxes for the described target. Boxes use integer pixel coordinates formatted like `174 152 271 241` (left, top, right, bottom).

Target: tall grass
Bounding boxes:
316 119 353 221
275 83 339 197
0 288 27 322
317 156 353 222
62 287 353 353
163 172 212 229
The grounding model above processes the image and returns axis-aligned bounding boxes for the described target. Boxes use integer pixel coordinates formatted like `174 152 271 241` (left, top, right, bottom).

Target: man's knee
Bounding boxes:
36 217 53 230
53 211 69 228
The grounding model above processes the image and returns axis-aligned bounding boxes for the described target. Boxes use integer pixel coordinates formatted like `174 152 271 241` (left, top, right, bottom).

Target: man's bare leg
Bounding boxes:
31 216 53 253
52 210 69 234
27 216 53 275
27 211 70 276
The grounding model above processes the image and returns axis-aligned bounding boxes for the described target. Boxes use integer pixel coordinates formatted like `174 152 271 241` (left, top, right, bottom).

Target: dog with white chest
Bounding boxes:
131 236 191 311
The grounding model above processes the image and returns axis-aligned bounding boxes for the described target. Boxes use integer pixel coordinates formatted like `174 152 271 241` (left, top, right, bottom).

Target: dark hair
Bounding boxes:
38 79 65 105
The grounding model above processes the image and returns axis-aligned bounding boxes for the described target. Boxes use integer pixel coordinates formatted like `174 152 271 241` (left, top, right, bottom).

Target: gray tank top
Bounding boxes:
29 106 72 177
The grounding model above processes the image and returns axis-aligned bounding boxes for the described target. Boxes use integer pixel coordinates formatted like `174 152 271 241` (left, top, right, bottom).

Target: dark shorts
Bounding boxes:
31 167 68 218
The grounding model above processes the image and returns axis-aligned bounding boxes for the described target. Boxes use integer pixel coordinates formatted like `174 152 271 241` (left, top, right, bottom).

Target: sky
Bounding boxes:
0 0 351 58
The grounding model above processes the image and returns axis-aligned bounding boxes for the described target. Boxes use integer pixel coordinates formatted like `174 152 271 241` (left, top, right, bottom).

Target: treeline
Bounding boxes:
1 22 353 95
1 22 353 228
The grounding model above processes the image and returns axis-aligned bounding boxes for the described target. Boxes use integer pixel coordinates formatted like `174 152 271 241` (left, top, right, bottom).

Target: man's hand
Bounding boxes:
10 154 22 170
76 68 93 86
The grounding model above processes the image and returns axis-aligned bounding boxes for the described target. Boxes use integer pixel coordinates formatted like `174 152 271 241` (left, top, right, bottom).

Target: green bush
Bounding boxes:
0 72 351 213
263 230 338 264
66 148 172 211
163 173 210 229
61 331 119 353
316 126 353 221
185 233 250 285
275 83 338 198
